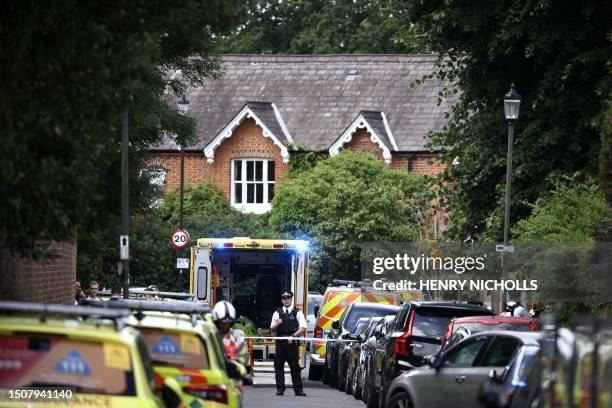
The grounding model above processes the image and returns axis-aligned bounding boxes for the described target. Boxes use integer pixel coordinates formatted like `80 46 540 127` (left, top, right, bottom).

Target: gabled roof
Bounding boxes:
203 102 292 163
329 110 398 163
152 54 456 152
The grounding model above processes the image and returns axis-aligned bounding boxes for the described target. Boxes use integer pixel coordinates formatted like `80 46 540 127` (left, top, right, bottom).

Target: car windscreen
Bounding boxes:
0 334 135 396
345 306 398 332
452 322 532 335
350 319 369 336
366 318 383 338
140 329 209 369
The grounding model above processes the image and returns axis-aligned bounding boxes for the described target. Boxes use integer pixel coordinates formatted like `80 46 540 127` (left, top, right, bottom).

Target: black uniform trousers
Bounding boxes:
274 340 303 393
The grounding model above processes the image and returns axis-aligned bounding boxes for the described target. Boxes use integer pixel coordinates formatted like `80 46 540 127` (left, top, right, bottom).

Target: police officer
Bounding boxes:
270 291 307 396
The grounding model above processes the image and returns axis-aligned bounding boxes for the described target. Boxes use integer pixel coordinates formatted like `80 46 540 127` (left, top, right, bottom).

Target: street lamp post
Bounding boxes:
501 84 521 308
177 94 190 230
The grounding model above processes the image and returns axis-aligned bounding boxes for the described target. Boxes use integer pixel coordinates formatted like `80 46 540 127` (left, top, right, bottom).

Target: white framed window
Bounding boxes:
231 158 275 213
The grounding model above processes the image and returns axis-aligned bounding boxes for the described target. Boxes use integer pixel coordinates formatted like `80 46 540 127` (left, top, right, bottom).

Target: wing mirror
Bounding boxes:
331 320 340 330
488 369 504 384
314 304 320 317
366 336 377 348
424 354 442 370
161 377 185 408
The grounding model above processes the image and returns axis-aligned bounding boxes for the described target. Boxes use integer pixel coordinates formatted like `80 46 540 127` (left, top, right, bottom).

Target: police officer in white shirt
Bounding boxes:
270 291 307 396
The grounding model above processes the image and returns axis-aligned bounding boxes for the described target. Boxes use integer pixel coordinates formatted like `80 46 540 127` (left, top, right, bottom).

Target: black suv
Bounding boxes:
323 302 400 388
364 301 494 408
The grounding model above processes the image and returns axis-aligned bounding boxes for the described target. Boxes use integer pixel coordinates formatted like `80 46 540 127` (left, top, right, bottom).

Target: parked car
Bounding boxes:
306 293 323 338
478 343 543 408
362 315 396 407
440 315 539 353
385 331 543 408
310 282 400 381
336 317 371 391
364 301 494 408
323 302 400 387
345 316 385 398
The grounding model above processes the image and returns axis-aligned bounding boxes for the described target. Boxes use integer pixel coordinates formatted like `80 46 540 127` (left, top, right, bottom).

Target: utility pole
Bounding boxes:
120 107 130 299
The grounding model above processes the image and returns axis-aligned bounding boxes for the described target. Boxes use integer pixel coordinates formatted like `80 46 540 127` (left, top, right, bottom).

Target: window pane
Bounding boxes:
443 336 489 368
247 184 255 203
247 161 254 181
256 183 263 203
234 161 242 181
268 183 274 203
255 161 263 181
268 161 275 181
480 337 520 367
234 183 242 204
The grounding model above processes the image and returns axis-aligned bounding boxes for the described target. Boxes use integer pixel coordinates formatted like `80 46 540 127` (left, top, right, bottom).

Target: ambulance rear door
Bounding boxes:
191 246 212 302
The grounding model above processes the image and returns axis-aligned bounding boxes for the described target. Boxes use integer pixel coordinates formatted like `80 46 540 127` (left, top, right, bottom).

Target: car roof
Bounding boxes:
468 330 543 346
451 315 535 324
0 315 137 344
349 302 400 311
125 311 214 334
408 301 493 313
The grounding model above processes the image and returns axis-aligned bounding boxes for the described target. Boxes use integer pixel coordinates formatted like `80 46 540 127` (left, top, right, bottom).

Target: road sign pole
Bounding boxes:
121 107 130 299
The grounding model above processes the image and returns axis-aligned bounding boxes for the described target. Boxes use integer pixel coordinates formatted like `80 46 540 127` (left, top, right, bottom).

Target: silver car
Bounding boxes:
385 331 543 408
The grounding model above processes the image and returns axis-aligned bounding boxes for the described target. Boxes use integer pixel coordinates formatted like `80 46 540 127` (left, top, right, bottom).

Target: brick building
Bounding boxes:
148 54 454 214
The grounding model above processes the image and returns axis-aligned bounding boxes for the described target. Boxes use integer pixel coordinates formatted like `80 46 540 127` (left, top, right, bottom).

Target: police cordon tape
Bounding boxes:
243 336 356 342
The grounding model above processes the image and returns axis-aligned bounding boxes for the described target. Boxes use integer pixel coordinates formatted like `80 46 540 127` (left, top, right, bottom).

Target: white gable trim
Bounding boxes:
329 114 393 164
204 105 290 164
271 103 293 144
381 112 399 151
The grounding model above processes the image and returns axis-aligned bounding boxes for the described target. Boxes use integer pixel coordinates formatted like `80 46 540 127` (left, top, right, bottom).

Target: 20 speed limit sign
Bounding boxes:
171 230 190 249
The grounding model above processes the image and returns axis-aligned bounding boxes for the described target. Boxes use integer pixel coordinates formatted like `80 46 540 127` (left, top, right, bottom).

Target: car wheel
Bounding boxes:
353 368 362 399
337 365 345 391
387 391 413 408
366 382 379 408
308 362 323 381
344 367 353 395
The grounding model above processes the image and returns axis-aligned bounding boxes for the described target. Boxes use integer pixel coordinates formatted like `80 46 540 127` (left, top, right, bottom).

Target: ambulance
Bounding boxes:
190 237 309 369
308 280 422 381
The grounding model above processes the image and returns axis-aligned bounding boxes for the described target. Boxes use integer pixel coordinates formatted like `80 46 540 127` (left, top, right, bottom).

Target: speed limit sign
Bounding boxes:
171 229 190 249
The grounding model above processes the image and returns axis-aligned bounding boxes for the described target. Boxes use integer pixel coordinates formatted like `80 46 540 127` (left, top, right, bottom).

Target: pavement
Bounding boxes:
244 357 365 408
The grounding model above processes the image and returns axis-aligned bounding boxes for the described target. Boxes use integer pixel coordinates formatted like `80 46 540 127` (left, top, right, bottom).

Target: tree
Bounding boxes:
0 1 240 257
395 0 612 240
512 175 610 243
216 0 424 54
269 151 431 281
112 183 276 291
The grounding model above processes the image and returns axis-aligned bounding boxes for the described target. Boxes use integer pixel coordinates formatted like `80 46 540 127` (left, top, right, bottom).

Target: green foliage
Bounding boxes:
85 182 277 291
217 0 426 54
1 1 240 257
269 151 431 281
395 0 612 240
512 175 610 243
287 144 324 177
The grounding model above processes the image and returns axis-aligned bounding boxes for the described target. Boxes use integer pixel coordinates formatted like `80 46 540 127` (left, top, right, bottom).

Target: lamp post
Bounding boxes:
501 84 521 308
177 94 190 230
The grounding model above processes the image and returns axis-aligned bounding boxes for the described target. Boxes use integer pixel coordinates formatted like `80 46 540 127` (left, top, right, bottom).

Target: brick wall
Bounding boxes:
342 128 385 161
408 153 448 176
0 241 76 304
149 118 289 202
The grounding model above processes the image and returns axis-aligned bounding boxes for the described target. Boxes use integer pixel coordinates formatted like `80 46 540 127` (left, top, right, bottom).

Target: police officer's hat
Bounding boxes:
281 291 294 299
